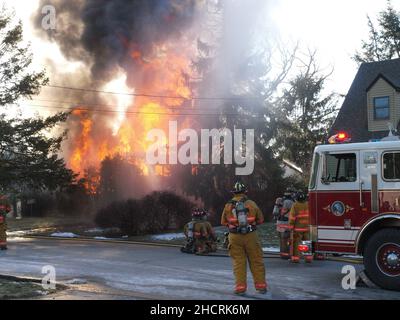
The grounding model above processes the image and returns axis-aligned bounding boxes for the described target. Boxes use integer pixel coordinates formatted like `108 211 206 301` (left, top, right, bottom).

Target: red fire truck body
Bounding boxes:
308 137 400 290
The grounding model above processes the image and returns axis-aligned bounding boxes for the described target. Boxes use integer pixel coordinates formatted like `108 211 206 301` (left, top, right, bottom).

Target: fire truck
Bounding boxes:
308 132 400 290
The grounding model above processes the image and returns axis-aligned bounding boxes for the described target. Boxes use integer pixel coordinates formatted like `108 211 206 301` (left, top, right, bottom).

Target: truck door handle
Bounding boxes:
359 180 364 207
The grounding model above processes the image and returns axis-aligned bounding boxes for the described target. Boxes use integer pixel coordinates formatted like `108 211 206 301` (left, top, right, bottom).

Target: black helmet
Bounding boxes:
191 207 201 217
296 191 307 202
192 207 207 218
231 181 247 194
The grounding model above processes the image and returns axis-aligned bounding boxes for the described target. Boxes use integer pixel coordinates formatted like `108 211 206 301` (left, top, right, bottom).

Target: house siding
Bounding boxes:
367 78 397 131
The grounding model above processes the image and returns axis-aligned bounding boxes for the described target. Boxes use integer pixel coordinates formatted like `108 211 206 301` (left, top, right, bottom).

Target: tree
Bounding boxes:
354 1 400 63
274 51 339 183
98 155 148 204
181 1 298 219
0 7 74 192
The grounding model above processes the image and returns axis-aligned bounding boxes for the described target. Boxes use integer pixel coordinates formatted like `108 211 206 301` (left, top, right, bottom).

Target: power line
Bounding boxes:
30 98 241 111
18 103 263 118
44 84 261 101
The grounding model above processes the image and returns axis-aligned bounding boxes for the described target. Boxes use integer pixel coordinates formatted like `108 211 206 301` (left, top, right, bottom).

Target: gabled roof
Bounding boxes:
330 58 400 142
366 73 400 92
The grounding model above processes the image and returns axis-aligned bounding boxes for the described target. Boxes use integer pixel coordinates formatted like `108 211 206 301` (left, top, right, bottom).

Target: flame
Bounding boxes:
66 42 194 187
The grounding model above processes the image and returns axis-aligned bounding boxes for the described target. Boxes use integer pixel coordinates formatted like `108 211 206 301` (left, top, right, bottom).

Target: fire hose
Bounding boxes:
19 234 362 263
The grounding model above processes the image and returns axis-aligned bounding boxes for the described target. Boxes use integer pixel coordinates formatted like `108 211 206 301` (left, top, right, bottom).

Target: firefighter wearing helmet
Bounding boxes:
221 182 267 295
288 191 313 263
181 208 217 255
0 195 11 250
276 188 295 259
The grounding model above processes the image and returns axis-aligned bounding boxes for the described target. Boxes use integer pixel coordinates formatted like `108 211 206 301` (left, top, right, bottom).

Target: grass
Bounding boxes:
7 216 94 232
0 279 59 299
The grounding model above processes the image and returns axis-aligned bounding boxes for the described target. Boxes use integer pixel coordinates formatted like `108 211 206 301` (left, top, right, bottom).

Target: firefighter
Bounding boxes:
0 195 11 250
221 182 267 295
277 189 294 259
202 210 218 254
288 191 313 263
181 208 216 255
272 197 282 221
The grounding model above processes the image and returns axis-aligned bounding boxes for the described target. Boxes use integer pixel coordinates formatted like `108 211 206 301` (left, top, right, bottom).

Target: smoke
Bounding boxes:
35 0 197 86
31 0 279 200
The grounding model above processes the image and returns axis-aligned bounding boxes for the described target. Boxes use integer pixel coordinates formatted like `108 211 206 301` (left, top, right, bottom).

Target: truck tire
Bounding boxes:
364 228 400 291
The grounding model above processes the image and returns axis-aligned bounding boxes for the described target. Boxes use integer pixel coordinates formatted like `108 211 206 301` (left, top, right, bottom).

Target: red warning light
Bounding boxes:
328 132 351 144
298 244 310 252
337 133 347 140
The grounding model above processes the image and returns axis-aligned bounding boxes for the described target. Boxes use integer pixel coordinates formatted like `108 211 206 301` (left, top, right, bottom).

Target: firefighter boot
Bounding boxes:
305 255 313 263
195 240 209 256
234 284 247 295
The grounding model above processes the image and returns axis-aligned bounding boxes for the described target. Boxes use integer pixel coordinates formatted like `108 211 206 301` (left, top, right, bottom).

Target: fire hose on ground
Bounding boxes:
17 234 363 263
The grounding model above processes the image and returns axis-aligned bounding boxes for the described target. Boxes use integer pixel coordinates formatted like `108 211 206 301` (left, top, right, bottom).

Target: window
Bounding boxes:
374 96 390 120
383 152 400 180
323 153 357 183
309 152 320 189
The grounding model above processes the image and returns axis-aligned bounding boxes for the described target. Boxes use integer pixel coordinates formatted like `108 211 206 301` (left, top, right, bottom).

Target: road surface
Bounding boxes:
0 237 399 300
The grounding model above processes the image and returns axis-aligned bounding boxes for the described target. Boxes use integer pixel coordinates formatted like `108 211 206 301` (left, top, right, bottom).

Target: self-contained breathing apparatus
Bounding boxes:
181 220 197 253
230 197 255 234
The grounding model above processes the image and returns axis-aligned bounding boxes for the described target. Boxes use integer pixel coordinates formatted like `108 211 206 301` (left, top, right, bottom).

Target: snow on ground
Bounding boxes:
50 232 78 238
84 228 105 234
7 230 32 237
94 237 110 240
150 233 185 241
263 247 280 253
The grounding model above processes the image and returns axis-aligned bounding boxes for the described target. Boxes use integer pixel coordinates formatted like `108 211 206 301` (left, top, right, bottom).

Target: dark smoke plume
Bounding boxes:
35 0 197 86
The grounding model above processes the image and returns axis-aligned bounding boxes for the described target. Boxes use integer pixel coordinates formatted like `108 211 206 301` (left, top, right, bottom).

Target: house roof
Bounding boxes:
330 58 400 142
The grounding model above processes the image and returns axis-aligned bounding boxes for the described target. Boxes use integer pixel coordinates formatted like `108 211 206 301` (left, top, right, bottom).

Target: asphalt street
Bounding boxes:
0 237 399 300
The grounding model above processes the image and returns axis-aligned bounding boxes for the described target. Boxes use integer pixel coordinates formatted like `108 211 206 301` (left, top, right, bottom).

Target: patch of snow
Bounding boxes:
8 237 32 243
84 228 105 234
65 278 88 285
94 237 109 240
50 232 78 238
262 247 280 253
7 230 31 237
151 233 185 241
122 235 129 239
342 254 363 259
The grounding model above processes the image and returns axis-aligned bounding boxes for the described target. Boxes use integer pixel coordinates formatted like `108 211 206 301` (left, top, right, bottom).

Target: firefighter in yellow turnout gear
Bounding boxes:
0 195 11 250
182 208 217 255
221 182 267 295
288 191 313 263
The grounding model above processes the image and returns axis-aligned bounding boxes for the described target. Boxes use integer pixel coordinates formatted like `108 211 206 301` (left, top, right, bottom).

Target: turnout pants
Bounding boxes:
279 231 290 258
0 222 7 248
228 231 266 292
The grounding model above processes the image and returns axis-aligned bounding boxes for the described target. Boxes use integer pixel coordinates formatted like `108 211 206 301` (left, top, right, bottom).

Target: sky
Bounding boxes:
6 0 400 104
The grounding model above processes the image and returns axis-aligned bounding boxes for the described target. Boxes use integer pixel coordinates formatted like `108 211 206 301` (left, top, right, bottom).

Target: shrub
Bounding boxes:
94 191 193 235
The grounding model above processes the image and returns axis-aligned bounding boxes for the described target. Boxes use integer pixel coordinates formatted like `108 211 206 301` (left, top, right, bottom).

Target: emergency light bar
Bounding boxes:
328 132 351 144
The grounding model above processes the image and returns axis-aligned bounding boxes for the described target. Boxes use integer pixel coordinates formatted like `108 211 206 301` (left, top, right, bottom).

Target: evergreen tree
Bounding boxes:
354 1 400 63
274 51 339 183
0 7 73 192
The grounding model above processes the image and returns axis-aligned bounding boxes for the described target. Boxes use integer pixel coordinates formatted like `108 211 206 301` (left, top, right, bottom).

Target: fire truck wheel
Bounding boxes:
364 228 400 291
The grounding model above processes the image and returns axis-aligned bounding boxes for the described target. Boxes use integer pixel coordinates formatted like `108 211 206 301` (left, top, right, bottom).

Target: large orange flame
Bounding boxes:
67 42 194 185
